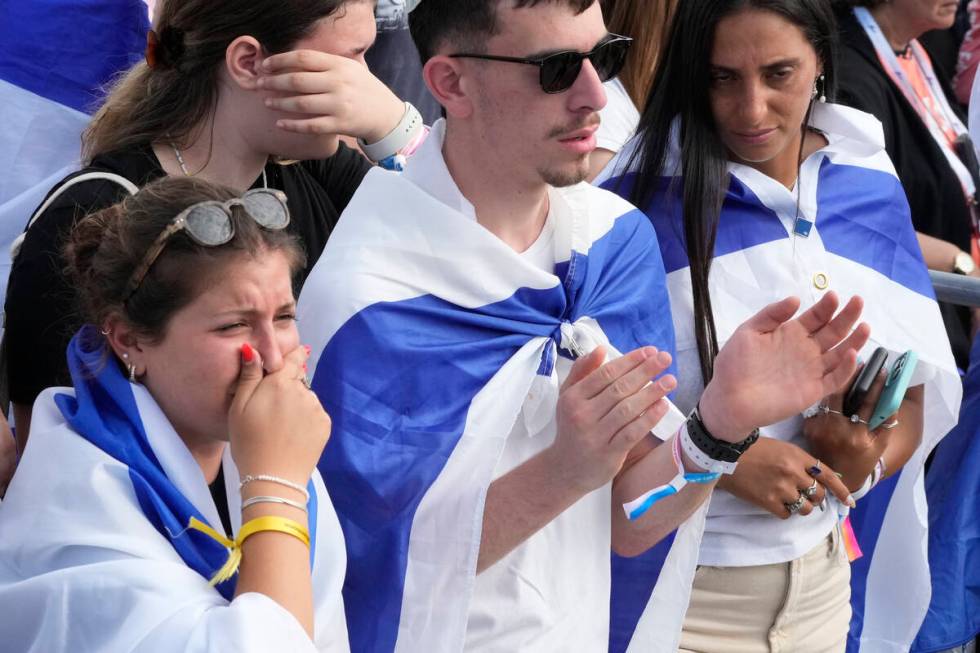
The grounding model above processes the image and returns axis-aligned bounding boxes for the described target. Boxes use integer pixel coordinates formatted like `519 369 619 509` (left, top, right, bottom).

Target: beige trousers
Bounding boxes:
679 529 851 653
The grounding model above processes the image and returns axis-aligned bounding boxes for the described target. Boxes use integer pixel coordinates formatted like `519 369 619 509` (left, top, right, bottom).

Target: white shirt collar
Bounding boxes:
402 118 479 221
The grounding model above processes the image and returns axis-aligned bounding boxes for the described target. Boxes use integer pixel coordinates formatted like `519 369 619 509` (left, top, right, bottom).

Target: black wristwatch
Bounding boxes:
687 405 760 463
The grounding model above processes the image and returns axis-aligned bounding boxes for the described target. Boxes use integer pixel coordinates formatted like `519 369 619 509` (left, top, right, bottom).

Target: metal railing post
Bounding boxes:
930 270 980 308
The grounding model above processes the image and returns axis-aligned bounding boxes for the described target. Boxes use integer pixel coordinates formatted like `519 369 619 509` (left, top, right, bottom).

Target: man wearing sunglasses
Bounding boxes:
298 1 871 651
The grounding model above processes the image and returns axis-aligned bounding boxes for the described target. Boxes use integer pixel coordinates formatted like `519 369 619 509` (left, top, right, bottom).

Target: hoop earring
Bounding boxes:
128 363 137 383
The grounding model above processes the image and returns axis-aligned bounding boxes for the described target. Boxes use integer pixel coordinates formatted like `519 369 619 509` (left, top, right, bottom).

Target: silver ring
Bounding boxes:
784 492 807 515
803 479 819 499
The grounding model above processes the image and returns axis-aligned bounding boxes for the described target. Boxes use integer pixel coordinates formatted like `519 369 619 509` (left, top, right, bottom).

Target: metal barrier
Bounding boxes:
930 270 980 308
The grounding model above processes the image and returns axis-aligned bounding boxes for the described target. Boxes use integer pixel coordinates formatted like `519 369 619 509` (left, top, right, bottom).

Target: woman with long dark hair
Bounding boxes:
600 1 961 650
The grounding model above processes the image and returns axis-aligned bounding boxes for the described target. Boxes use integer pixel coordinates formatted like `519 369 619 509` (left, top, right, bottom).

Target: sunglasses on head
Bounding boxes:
123 189 291 302
449 34 632 94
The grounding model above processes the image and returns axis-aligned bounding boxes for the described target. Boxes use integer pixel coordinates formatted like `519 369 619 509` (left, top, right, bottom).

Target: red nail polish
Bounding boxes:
241 343 255 362
304 344 311 355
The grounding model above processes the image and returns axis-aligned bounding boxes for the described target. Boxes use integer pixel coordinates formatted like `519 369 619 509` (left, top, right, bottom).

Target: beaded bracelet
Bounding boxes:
240 474 310 502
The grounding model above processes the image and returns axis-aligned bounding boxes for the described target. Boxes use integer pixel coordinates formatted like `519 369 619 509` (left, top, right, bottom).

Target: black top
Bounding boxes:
4 143 371 404
835 9 973 251
835 8 974 368
208 463 234 539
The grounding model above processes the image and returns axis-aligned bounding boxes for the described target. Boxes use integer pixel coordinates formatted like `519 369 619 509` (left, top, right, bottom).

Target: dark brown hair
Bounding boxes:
82 0 350 162
601 0 676 108
409 0 596 63
65 177 305 342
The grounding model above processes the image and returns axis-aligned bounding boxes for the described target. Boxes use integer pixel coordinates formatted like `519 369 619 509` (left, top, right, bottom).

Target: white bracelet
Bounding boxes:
679 420 739 475
240 474 310 501
241 495 308 513
850 474 874 501
358 101 424 162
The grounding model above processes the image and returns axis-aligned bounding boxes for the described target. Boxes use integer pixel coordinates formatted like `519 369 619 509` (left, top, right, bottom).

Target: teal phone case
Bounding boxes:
868 351 918 431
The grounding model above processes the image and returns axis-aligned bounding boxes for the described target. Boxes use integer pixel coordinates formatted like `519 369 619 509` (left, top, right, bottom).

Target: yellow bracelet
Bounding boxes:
187 515 310 587
238 516 311 549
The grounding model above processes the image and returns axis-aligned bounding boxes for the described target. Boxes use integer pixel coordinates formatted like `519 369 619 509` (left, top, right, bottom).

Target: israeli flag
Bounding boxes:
912 333 980 653
600 102 961 653
299 122 698 652
0 0 150 302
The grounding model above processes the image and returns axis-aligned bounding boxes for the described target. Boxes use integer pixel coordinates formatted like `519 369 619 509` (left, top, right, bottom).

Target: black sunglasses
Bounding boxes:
449 34 632 94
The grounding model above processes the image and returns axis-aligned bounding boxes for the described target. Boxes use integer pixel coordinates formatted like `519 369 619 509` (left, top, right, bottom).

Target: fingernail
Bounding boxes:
304 344 312 356
302 363 308 372
241 343 255 363
659 375 677 391
264 98 273 107
657 351 672 367
846 495 856 508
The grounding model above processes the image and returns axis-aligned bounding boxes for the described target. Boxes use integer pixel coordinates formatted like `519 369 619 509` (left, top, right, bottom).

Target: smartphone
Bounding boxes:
868 351 918 431
843 347 889 416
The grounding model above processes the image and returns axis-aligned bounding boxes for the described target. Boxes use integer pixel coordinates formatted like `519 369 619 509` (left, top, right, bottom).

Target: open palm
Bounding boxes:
700 292 870 442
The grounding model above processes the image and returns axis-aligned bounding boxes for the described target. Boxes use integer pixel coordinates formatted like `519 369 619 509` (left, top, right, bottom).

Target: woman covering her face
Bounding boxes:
4 0 423 449
598 0 961 650
0 177 348 652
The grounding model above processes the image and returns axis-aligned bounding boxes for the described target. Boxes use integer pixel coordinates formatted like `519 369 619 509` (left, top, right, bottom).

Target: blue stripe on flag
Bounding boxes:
913 335 980 652
815 159 935 299
846 470 902 653
602 173 789 273
0 0 150 114
609 534 677 653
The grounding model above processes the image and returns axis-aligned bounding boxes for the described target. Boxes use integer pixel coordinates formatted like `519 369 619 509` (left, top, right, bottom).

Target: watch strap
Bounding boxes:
359 102 424 163
685 405 760 471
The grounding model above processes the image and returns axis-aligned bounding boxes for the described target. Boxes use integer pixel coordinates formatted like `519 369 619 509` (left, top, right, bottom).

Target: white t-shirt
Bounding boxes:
597 78 640 154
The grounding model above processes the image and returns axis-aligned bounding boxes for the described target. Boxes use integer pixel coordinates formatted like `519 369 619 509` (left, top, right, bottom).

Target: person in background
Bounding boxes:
600 0 961 650
0 177 347 652
367 0 442 124
835 0 979 369
588 0 676 179
4 0 422 447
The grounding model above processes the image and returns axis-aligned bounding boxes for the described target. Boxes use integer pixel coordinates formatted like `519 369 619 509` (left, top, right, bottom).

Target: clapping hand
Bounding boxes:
699 292 870 442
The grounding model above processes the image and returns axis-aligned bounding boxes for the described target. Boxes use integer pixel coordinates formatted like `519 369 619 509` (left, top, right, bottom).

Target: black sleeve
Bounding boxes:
4 180 132 404
300 142 373 213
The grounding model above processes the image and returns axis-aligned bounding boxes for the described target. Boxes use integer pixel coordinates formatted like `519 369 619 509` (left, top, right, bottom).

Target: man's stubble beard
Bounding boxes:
538 156 590 188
